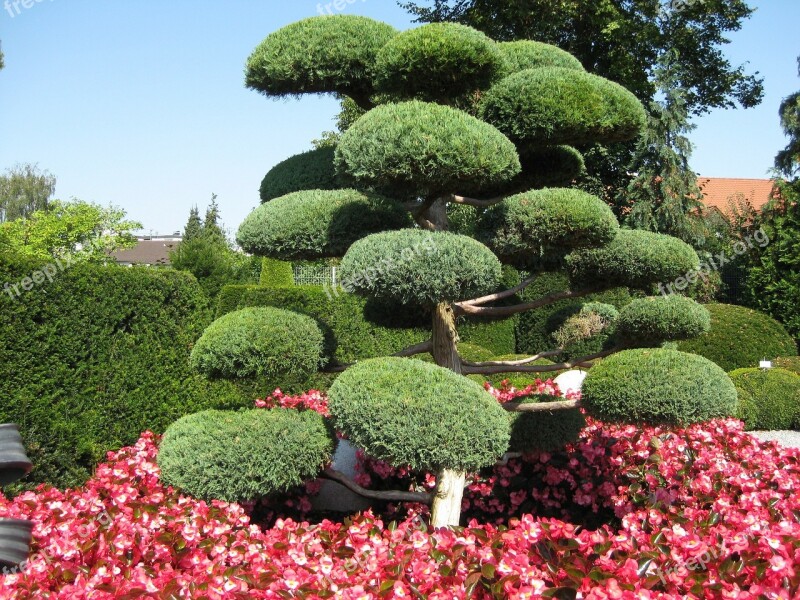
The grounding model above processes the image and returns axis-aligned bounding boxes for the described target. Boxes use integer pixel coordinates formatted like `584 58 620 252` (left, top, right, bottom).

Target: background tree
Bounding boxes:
0 164 57 223
165 16 729 528
776 56 800 179
0 199 140 262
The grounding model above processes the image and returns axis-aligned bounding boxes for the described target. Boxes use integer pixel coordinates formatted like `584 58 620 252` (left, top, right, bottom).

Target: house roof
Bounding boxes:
111 239 179 266
697 177 778 215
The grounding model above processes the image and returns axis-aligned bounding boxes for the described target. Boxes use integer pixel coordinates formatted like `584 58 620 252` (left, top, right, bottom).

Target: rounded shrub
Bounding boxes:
190 307 325 381
260 147 338 202
616 295 711 346
567 229 699 291
497 41 584 76
479 67 647 146
729 368 800 431
237 189 412 261
245 16 397 105
581 348 738 426
477 188 619 268
678 304 798 372
508 398 586 453
775 356 800 374
157 408 334 502
328 358 510 472
340 230 501 305
374 23 504 103
581 302 620 324
335 100 520 198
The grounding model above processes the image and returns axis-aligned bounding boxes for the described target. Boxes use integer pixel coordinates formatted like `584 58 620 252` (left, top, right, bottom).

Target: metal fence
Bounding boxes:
292 264 338 287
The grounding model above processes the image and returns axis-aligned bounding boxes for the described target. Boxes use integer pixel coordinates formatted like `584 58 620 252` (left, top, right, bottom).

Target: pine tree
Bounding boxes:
183 206 203 242
203 194 226 246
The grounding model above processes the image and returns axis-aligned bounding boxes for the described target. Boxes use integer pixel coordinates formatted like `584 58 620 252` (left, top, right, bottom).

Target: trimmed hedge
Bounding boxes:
497 41 584 75
260 258 293 286
374 23 504 103
260 148 339 203
336 100 520 198
730 368 800 431
678 304 798 372
216 284 516 363
616 295 711 347
775 357 800 374
515 271 632 356
190 307 325 382
245 16 397 105
567 229 699 291
328 358 510 472
157 409 334 502
0 258 255 490
508 397 586 453
581 349 738 426
479 67 646 146
477 188 618 269
237 189 412 261
341 230 501 305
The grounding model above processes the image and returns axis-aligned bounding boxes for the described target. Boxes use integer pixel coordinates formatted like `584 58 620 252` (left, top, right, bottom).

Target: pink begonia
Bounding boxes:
0 386 798 597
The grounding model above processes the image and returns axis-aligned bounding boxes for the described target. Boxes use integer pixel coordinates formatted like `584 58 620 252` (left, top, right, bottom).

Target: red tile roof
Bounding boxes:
697 177 778 215
111 239 179 266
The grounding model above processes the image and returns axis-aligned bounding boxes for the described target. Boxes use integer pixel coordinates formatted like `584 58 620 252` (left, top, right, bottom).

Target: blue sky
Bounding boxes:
0 1 798 235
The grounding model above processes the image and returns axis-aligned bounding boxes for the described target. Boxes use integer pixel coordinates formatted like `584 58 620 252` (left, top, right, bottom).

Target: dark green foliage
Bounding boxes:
678 304 798 372
616 295 710 346
245 16 397 107
477 188 618 269
157 409 334 502
582 348 737 426
457 343 494 362
515 271 632 355
730 368 800 431
216 284 515 362
260 258 294 286
508 399 586 453
328 358 510 472
479 67 647 146
497 41 584 75
466 355 561 389
237 189 412 261
567 229 699 291
260 148 338 202
335 100 520 198
341 230 501 305
0 259 254 490
776 356 800 374
190 307 325 381
374 23 504 103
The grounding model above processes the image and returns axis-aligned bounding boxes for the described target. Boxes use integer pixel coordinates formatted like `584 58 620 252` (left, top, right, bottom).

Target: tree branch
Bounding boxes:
502 399 582 413
321 469 433 504
463 350 615 375
462 349 563 368
448 193 506 208
459 275 538 307
454 288 600 318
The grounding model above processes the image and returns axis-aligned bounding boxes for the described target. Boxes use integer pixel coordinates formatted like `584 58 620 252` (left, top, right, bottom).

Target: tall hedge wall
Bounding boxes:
216 284 516 363
0 258 255 490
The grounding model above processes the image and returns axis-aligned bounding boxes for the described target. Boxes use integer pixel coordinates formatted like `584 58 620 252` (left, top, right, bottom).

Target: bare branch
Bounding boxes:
448 193 506 208
321 468 433 504
462 349 563 368
460 275 538 307
463 350 616 375
503 399 582 413
454 288 600 318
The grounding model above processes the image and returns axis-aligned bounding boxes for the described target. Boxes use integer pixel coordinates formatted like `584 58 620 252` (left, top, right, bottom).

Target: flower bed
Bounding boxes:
1 387 800 598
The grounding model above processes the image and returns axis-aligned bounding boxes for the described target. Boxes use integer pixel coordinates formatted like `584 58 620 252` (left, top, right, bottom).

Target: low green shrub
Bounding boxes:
0 258 255 490
157 409 334 502
328 358 509 472
775 357 800 374
729 368 800 431
216 284 516 363
616 295 710 347
581 348 737 426
508 398 586 453
678 304 798 371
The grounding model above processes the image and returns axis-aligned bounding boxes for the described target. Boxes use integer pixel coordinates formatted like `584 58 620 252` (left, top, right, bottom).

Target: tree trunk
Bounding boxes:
430 468 466 528
432 302 461 374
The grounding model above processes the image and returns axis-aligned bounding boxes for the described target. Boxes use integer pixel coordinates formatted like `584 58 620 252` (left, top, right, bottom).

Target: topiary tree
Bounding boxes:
176 16 730 528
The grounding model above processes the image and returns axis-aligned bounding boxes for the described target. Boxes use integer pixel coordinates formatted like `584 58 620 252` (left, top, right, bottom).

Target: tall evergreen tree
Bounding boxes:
202 193 226 246
183 206 203 242
776 56 800 179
